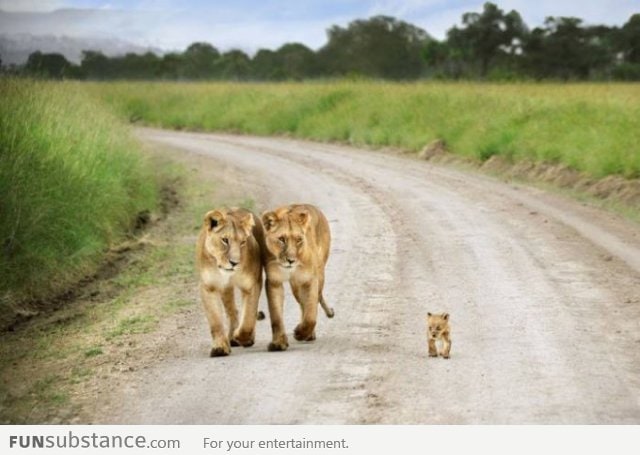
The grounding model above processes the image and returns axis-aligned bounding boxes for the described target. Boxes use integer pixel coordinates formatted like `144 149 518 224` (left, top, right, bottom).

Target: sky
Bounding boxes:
0 0 638 53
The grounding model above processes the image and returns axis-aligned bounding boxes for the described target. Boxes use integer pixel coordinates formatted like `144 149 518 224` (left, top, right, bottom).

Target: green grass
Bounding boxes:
83 346 103 357
0 78 159 317
106 314 158 340
88 80 640 180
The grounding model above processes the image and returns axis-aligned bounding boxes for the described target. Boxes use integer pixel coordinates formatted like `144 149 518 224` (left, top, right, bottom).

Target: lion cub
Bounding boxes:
427 312 451 359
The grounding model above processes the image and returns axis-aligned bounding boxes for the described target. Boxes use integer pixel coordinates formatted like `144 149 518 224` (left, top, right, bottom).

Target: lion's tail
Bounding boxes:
319 294 335 318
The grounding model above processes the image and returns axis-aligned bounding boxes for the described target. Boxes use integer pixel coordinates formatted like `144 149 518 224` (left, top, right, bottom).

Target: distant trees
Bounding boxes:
218 50 251 80
318 15 431 79
620 14 640 63
276 43 318 80
614 13 640 80
251 43 318 80
426 3 639 80
24 51 73 78
12 3 640 81
78 50 160 79
521 17 613 80
443 3 527 77
182 42 219 79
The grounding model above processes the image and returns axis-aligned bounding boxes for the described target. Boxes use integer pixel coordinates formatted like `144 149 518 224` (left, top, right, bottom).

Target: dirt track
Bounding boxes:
98 128 640 424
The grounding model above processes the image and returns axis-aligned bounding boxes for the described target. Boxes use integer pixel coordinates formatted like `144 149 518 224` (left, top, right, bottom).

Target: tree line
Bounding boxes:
3 3 639 81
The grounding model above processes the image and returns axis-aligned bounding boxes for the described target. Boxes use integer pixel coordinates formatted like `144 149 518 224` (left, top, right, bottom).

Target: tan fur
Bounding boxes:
261 204 334 351
427 312 451 359
196 207 265 357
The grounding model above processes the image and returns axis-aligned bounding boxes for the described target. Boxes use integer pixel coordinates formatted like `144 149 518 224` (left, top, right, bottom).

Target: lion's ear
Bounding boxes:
204 210 225 232
442 313 449 321
262 211 278 232
238 211 255 236
293 208 311 229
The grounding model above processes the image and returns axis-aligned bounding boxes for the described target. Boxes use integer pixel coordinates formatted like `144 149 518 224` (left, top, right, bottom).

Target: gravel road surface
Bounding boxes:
99 129 640 424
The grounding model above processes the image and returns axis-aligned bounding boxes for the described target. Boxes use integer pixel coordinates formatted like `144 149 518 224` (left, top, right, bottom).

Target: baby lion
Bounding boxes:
427 312 451 359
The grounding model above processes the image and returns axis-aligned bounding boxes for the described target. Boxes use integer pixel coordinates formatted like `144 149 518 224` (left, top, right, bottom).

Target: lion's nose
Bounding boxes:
229 260 239 267
286 258 295 265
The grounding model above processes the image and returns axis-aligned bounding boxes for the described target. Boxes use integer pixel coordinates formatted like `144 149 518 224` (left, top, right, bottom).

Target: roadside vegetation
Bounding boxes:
91 81 640 180
0 78 158 325
0 141 249 423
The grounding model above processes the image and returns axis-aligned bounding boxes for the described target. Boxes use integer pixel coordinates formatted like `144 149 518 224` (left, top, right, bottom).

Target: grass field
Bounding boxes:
89 81 640 180
2 79 638 322
0 79 158 320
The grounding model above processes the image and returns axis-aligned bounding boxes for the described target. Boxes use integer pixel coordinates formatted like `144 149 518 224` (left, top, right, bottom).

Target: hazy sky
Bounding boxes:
0 0 638 53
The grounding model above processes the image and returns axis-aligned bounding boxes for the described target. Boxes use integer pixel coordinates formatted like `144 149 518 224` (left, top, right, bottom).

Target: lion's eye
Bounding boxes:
278 236 286 244
296 237 303 244
240 240 247 247
222 237 229 245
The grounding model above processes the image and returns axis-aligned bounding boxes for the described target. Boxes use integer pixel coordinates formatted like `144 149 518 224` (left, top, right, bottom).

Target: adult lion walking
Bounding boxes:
196 207 265 357
261 204 334 352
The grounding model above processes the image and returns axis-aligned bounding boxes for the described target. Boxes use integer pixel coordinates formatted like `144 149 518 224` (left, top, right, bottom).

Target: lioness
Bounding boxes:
261 204 334 351
196 207 265 357
427 312 451 359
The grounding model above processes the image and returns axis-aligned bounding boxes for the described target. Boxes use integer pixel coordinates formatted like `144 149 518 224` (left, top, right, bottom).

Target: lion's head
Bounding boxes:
261 205 312 269
427 312 450 339
202 208 255 272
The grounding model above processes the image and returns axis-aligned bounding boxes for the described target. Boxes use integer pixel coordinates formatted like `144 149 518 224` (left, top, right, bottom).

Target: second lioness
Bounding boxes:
262 204 334 351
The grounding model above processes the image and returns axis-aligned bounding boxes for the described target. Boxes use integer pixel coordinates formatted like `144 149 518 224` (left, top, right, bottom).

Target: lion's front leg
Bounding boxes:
292 279 319 342
233 282 260 347
266 279 289 351
200 286 231 357
221 287 240 347
442 332 451 359
428 338 438 357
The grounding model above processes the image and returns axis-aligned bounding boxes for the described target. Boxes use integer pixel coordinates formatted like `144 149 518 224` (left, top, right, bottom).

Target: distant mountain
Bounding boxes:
0 33 162 65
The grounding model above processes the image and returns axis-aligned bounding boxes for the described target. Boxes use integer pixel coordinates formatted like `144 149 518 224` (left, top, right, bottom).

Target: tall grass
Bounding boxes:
90 81 640 179
0 79 158 315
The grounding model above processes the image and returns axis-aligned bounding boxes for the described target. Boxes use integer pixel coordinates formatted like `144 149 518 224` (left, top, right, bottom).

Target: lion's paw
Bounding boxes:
268 334 289 352
294 324 316 342
268 341 288 352
232 330 255 348
210 344 231 357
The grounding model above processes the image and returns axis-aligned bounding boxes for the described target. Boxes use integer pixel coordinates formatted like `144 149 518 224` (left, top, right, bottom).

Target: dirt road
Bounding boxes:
98 128 640 424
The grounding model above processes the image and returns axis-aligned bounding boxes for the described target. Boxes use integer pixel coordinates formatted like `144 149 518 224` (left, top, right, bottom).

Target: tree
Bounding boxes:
217 50 251 80
159 52 184 79
522 17 610 79
276 43 318 80
318 15 431 79
422 39 465 78
25 51 72 78
251 49 283 80
620 14 640 63
80 50 111 79
118 52 161 79
611 14 640 80
445 2 527 77
182 42 220 79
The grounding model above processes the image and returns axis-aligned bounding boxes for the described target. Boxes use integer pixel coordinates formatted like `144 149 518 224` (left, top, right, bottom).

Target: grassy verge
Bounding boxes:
0 142 252 423
89 81 640 180
0 78 159 324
